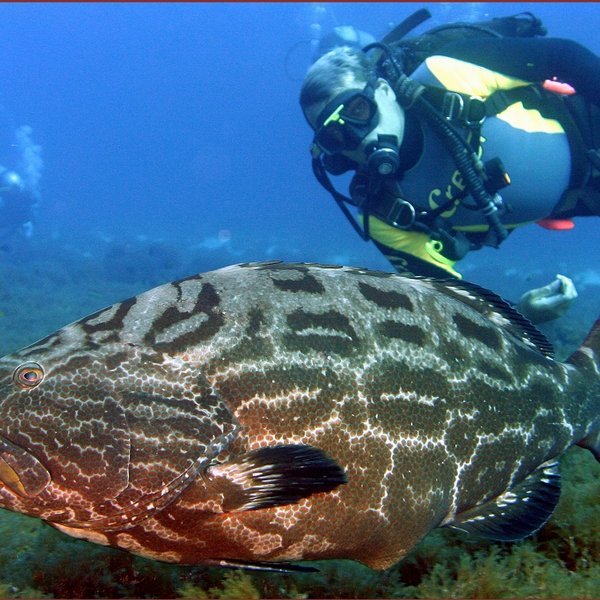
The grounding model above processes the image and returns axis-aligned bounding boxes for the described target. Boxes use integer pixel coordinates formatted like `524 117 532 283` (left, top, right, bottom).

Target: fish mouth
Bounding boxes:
0 435 51 497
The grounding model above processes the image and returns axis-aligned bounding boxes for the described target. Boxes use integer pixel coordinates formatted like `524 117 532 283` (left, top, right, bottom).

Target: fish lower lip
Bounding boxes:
0 436 51 497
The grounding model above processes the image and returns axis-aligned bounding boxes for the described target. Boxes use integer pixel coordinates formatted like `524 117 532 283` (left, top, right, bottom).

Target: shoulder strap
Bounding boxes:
385 11 547 76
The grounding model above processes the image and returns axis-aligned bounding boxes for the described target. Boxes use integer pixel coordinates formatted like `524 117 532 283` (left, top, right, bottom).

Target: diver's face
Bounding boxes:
307 78 405 165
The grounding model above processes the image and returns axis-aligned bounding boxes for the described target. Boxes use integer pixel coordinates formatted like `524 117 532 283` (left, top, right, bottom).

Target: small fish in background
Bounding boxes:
0 261 597 572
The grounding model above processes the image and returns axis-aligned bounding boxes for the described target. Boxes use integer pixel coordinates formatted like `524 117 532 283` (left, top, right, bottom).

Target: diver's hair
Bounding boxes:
299 46 374 117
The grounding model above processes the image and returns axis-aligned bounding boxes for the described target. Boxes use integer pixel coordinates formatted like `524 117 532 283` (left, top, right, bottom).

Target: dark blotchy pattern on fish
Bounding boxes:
0 261 598 571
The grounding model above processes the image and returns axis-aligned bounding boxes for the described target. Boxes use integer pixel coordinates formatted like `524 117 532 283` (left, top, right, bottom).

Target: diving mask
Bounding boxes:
313 84 379 155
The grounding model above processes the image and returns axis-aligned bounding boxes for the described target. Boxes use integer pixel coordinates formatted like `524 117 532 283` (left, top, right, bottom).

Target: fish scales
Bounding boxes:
0 261 598 571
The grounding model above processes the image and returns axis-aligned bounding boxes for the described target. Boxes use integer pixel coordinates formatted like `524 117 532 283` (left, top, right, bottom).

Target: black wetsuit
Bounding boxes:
363 37 600 278
0 186 36 240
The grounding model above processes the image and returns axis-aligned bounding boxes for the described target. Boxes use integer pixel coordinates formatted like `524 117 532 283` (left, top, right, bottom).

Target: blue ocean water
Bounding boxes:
0 2 597 300
0 4 597 597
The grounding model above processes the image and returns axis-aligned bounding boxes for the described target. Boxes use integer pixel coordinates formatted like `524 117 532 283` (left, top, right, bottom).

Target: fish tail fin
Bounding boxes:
569 316 600 461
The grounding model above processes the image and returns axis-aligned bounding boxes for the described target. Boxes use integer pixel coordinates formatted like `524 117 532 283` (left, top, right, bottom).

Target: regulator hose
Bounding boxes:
364 42 509 247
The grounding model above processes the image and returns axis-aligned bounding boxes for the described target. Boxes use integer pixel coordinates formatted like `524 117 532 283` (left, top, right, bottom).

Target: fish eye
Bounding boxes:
13 362 45 389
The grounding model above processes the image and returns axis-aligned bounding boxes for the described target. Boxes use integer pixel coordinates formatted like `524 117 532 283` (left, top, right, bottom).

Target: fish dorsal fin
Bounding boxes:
422 277 555 358
449 461 561 541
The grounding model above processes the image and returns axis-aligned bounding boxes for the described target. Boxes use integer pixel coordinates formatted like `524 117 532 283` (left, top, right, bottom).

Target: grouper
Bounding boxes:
0 262 598 572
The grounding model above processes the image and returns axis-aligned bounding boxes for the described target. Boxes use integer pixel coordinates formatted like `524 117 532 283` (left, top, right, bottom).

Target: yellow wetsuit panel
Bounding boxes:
366 215 462 278
424 55 530 96
424 56 565 134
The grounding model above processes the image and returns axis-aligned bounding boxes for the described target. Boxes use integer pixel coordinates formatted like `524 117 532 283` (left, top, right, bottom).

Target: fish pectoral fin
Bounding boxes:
200 558 319 573
207 444 347 512
448 461 561 541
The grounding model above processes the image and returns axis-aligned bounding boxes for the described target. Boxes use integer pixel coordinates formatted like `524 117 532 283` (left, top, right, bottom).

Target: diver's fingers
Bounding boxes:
555 274 578 300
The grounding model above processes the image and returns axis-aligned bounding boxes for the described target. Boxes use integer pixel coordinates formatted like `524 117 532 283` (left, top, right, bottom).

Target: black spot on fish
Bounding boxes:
475 360 514 384
247 307 265 332
283 310 358 355
285 310 354 336
437 336 470 367
98 332 121 344
271 270 326 295
452 313 502 350
358 282 414 311
218 308 275 364
155 314 224 353
81 297 137 334
147 282 224 352
377 320 426 344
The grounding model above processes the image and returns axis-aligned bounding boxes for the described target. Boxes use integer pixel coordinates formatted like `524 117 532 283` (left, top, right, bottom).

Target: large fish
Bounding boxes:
0 262 598 572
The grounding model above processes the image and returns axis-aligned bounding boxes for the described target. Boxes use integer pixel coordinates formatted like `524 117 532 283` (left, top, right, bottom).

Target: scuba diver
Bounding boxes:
299 10 600 324
0 124 42 245
0 169 37 242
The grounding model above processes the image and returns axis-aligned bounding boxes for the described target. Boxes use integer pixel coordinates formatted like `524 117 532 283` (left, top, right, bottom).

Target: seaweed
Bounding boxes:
177 572 262 599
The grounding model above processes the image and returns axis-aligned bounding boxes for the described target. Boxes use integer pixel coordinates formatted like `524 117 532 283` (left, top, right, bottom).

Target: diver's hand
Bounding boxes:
516 274 578 324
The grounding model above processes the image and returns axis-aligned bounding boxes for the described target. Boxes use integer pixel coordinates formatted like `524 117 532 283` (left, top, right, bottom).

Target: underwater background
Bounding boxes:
0 2 598 598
